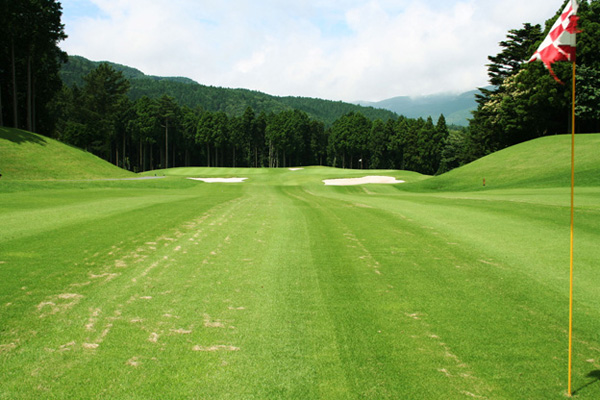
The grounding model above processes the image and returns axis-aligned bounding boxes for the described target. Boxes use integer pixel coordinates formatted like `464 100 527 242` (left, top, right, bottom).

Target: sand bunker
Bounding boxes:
289 168 304 171
187 177 248 183
323 176 405 186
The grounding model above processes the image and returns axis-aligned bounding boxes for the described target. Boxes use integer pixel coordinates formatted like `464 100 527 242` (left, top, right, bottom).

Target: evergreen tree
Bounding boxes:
0 0 67 132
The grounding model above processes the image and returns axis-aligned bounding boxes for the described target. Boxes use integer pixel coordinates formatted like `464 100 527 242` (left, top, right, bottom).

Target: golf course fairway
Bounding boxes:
1 129 600 399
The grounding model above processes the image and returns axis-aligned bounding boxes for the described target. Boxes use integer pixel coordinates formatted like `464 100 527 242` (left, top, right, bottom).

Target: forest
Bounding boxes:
51 64 453 174
1 0 600 175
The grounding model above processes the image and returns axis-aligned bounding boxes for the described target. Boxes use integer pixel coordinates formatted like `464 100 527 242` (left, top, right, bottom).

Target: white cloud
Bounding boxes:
60 0 562 102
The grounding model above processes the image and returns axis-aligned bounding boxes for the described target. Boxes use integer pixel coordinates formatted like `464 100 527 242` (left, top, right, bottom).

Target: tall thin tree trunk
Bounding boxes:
139 138 143 172
206 143 210 167
11 39 18 128
31 76 36 133
165 120 169 169
122 134 126 169
0 84 4 127
26 54 32 132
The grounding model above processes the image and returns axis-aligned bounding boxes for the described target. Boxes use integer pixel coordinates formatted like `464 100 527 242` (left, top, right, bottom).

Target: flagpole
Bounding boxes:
567 59 576 398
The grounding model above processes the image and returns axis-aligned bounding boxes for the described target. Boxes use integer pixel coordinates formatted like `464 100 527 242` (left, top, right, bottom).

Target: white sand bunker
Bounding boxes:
187 177 248 183
289 168 304 171
323 176 405 186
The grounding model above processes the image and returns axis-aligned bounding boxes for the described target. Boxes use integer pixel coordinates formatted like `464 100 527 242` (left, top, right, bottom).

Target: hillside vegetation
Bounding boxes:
0 127 134 181
60 55 397 124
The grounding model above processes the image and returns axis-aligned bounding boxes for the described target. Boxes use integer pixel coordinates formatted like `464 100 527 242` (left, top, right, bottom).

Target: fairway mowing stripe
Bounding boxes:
305 186 600 397
286 187 498 398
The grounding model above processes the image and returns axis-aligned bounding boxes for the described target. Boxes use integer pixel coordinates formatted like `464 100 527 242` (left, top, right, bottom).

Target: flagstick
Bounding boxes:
567 59 576 397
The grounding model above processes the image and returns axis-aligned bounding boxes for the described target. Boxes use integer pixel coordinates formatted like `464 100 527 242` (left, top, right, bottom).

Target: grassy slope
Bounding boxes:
411 133 600 191
1 136 600 398
0 127 134 181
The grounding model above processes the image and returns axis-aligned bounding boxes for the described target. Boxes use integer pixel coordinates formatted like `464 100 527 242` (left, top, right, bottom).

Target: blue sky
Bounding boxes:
59 0 562 102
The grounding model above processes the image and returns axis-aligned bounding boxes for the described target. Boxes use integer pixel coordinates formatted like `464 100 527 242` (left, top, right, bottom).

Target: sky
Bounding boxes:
59 0 562 102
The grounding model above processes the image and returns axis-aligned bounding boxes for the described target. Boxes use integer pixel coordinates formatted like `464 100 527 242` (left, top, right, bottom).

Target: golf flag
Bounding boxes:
529 2 581 396
529 0 579 82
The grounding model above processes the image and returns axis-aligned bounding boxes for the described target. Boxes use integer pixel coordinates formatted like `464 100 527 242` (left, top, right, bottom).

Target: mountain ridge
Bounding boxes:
60 56 398 126
355 89 488 126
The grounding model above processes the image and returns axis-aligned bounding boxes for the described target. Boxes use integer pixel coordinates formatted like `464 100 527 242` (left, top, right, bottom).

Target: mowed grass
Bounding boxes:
411 134 600 191
1 133 600 399
0 127 134 180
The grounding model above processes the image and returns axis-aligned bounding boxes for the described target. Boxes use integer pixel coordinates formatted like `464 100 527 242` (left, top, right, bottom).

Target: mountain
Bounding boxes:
356 89 487 126
60 56 398 126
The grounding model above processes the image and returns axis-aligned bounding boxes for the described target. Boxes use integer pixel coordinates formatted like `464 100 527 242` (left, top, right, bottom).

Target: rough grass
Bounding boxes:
1 133 600 399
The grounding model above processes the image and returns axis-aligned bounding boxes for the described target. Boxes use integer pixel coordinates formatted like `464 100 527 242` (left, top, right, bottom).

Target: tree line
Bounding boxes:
51 62 458 174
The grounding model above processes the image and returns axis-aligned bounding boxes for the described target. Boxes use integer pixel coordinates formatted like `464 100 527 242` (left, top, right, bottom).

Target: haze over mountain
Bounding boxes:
356 90 486 126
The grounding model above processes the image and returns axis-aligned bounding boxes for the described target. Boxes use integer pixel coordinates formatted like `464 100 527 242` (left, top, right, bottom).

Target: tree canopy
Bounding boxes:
466 0 600 162
0 0 67 133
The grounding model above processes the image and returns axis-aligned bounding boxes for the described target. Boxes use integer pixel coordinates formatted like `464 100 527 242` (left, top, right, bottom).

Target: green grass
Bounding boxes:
0 127 134 180
1 133 600 399
411 133 600 191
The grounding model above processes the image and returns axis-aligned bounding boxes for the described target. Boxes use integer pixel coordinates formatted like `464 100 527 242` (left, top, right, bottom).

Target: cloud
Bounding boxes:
61 0 560 102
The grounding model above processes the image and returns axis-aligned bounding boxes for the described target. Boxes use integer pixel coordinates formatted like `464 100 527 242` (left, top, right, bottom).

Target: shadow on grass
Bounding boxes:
572 370 600 396
0 128 47 146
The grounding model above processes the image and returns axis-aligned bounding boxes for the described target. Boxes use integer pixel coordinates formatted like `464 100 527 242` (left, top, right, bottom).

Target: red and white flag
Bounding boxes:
529 0 579 82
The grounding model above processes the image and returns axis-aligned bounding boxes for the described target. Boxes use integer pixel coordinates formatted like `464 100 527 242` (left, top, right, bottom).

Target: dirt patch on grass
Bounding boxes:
37 293 83 317
127 357 141 367
148 332 159 343
89 272 119 282
0 343 17 353
58 293 81 300
170 328 192 334
59 341 76 352
192 345 239 352
85 308 102 331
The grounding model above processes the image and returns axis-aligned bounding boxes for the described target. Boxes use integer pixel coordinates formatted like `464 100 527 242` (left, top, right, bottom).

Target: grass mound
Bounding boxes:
0 127 134 181
411 133 600 191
